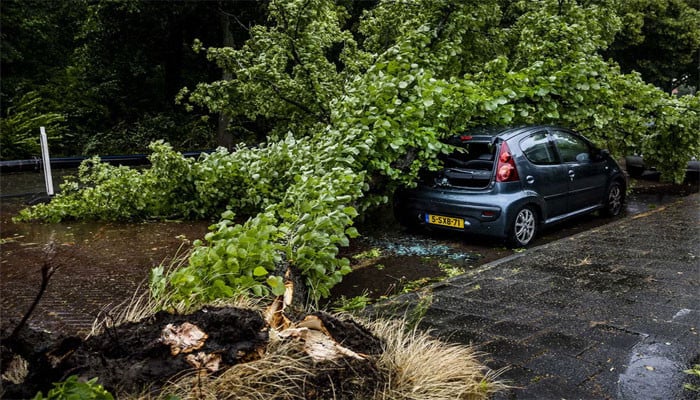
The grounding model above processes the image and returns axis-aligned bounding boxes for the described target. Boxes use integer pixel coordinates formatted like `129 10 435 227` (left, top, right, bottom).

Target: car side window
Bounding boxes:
519 131 558 165
551 130 591 163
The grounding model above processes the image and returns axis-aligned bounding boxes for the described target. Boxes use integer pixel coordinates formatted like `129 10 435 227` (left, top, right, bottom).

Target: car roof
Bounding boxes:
458 125 571 141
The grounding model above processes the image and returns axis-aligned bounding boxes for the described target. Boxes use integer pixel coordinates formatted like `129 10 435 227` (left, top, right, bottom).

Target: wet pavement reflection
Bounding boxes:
1 195 211 335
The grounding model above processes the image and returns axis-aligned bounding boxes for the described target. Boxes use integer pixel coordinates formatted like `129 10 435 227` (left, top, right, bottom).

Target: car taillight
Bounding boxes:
496 142 519 182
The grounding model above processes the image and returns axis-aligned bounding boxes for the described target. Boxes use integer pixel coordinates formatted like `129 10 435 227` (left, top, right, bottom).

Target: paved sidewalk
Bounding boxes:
375 194 699 399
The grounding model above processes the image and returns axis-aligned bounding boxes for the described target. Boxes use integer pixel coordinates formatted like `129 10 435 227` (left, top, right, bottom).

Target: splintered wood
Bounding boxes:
263 277 367 362
159 322 208 356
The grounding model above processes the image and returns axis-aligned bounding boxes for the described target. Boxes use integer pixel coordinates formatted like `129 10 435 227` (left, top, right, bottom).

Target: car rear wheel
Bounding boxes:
603 181 624 217
508 206 537 248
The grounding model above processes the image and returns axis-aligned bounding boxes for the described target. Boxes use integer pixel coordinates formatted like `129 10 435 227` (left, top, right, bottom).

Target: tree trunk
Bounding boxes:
217 7 235 149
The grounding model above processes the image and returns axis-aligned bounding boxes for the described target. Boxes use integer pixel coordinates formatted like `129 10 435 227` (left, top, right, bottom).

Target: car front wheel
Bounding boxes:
508 206 537 248
603 181 624 217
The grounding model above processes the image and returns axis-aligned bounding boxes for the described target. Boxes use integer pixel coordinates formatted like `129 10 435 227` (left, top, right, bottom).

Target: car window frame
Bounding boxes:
549 129 594 164
518 130 560 165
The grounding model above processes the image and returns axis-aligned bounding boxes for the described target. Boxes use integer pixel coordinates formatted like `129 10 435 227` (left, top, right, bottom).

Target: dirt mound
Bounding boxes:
1 307 385 399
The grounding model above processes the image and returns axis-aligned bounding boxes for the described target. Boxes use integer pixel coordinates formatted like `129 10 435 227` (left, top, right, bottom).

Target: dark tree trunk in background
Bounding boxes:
164 14 184 102
217 7 235 150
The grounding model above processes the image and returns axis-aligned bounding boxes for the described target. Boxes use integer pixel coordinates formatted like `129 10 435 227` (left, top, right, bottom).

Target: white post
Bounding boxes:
40 126 54 196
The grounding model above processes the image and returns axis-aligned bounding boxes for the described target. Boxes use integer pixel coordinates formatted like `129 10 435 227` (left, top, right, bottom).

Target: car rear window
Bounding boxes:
441 142 496 169
434 140 496 188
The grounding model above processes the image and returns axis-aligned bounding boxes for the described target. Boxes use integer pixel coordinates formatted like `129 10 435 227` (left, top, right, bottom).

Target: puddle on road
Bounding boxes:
617 341 688 400
328 255 444 301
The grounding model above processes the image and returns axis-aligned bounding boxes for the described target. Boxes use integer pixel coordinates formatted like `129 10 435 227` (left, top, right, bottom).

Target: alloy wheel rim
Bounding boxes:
609 185 622 214
515 209 535 244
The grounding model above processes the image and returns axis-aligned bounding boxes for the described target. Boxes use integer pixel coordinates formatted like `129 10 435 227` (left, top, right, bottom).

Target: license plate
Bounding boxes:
426 214 464 228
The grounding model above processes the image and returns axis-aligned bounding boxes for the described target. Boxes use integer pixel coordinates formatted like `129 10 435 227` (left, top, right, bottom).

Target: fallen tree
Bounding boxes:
8 1 698 397
16 0 700 309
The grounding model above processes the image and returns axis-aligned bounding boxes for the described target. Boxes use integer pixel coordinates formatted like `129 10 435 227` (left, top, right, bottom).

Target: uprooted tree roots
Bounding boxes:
0 245 504 399
0 306 381 398
1 303 504 399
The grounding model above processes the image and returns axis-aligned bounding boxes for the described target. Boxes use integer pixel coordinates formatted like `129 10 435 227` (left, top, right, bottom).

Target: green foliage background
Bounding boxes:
1 0 268 158
13 0 700 307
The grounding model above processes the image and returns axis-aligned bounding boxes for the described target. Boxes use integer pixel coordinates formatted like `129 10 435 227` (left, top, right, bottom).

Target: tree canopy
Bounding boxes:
2 0 698 159
14 0 700 308
603 0 700 93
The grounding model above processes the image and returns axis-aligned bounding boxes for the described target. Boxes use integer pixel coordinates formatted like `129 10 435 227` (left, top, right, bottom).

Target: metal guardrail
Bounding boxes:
0 151 212 173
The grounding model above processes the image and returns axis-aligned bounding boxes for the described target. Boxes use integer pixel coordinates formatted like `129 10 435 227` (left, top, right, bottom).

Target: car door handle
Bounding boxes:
526 175 535 184
568 170 575 179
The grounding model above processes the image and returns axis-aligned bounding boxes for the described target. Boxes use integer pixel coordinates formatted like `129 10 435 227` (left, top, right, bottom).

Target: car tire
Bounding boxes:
602 181 624 217
507 206 537 248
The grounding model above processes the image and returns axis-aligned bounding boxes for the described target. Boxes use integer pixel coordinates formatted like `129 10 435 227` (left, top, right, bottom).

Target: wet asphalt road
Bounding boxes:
0 176 696 338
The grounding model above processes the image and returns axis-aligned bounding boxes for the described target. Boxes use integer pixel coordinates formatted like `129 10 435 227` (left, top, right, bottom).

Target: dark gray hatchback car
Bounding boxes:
394 125 627 247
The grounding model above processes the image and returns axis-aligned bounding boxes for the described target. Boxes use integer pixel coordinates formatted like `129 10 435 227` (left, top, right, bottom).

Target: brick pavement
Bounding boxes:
374 194 699 399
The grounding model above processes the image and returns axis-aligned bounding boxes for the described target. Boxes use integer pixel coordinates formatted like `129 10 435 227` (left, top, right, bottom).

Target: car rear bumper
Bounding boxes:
394 186 525 239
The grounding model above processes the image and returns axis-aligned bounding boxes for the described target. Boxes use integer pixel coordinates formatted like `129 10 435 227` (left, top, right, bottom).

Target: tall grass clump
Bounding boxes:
371 319 508 399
